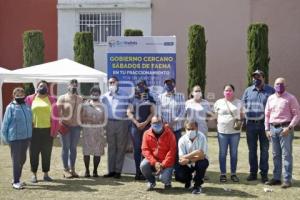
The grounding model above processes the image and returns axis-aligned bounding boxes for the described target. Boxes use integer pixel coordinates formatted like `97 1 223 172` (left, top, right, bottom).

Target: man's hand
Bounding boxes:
179 157 189 166
155 162 163 174
266 131 272 140
136 121 147 131
281 127 290 137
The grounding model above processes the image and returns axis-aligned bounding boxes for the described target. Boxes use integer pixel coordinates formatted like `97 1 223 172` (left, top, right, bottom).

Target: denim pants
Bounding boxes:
130 125 147 175
173 129 182 172
218 133 240 174
60 126 81 170
10 139 30 183
270 125 294 183
175 159 209 187
246 122 269 175
140 159 173 185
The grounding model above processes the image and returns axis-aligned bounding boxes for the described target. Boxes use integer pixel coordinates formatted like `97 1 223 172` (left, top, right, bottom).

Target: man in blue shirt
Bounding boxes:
242 70 275 183
101 76 132 179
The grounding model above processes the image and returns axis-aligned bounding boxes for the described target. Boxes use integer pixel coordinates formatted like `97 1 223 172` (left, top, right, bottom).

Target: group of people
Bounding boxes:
1 70 300 195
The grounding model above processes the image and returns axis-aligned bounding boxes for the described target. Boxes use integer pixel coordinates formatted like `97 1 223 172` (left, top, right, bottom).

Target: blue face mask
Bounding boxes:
164 84 174 92
187 130 197 140
253 79 262 87
151 123 163 134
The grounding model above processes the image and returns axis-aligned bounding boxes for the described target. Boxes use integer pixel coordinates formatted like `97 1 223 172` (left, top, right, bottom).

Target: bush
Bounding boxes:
124 29 143 36
187 25 206 97
247 23 270 86
73 32 95 96
23 30 45 95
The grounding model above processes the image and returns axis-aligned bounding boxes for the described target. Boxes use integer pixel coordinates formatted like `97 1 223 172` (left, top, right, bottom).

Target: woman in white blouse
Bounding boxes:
214 84 244 183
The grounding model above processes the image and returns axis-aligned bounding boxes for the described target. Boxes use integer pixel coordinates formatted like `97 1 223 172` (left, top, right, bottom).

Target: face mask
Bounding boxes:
164 84 174 92
187 130 197 140
275 83 285 94
91 95 99 101
137 86 145 94
193 91 202 100
15 97 25 104
109 85 118 93
253 79 262 87
151 123 163 134
37 87 48 95
224 91 233 99
69 87 77 94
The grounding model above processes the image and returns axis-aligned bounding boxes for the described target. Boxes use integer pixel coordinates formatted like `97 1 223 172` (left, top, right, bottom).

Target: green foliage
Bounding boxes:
187 25 206 97
247 23 270 86
73 32 95 96
23 30 45 95
124 29 143 36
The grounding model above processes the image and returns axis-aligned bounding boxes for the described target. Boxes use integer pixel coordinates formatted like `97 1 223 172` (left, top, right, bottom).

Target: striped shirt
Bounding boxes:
157 92 185 131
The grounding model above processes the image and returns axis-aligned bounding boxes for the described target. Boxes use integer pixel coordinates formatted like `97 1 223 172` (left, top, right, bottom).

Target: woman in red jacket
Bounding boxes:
140 116 177 191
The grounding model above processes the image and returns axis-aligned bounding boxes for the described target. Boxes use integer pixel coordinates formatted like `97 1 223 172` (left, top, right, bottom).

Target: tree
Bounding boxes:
23 30 45 95
187 25 206 97
124 29 143 36
247 23 270 86
73 32 94 96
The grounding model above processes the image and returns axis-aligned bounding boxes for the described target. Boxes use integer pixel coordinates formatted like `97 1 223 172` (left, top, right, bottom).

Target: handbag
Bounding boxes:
58 95 77 135
225 100 243 131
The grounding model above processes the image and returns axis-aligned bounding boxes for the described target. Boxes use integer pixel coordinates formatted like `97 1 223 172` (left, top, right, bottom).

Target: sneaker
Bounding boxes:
164 184 172 190
31 176 38 183
231 175 239 182
103 172 115 178
184 181 192 189
261 174 269 183
281 182 292 189
146 182 156 191
192 186 202 194
265 179 282 186
63 170 73 179
114 173 121 179
246 173 257 181
220 175 227 183
12 182 24 190
43 176 53 182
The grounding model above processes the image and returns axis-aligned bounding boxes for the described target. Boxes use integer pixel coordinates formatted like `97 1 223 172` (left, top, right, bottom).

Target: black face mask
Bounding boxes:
69 87 77 94
15 97 25 104
38 87 48 95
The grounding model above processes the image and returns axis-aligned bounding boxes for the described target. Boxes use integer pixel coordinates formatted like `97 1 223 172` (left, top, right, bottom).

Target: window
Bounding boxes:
79 12 122 44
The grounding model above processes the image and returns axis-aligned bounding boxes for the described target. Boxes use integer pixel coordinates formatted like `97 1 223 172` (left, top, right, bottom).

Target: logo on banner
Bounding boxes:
108 40 138 48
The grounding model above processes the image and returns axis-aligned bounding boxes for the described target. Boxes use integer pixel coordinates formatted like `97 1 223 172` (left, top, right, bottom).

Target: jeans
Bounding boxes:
130 125 146 175
140 159 173 185
218 133 240 174
60 126 81 170
173 129 182 172
175 159 209 187
10 139 30 183
246 121 269 175
270 125 294 183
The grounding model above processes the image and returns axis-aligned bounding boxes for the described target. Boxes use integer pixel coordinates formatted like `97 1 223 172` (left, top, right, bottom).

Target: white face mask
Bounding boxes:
193 91 202 100
187 130 197 140
109 85 118 93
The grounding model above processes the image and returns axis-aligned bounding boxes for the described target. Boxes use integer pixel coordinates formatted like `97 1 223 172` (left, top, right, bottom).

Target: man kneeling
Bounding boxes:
175 121 209 194
140 116 177 191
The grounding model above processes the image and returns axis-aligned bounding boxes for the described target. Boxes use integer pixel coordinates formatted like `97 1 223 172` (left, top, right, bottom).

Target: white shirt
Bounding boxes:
214 98 243 134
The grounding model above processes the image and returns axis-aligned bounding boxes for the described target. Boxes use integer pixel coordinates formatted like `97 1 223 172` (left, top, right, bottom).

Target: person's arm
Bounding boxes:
1 105 12 144
174 93 185 122
182 150 205 161
161 129 177 168
141 133 157 166
288 95 300 128
264 98 271 131
56 96 64 119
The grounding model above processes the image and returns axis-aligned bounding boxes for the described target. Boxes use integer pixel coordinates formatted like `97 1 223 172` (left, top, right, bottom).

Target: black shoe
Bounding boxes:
247 173 257 181
114 173 121 179
93 171 99 178
265 179 281 186
164 184 172 190
261 174 269 183
220 175 227 183
84 171 91 178
135 174 146 180
103 172 115 178
184 181 192 189
231 175 239 182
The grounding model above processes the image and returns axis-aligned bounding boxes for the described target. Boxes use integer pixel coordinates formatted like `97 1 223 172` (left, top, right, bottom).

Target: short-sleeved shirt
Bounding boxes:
32 96 51 128
185 99 212 134
242 85 275 121
178 131 208 167
101 89 132 120
214 98 243 134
